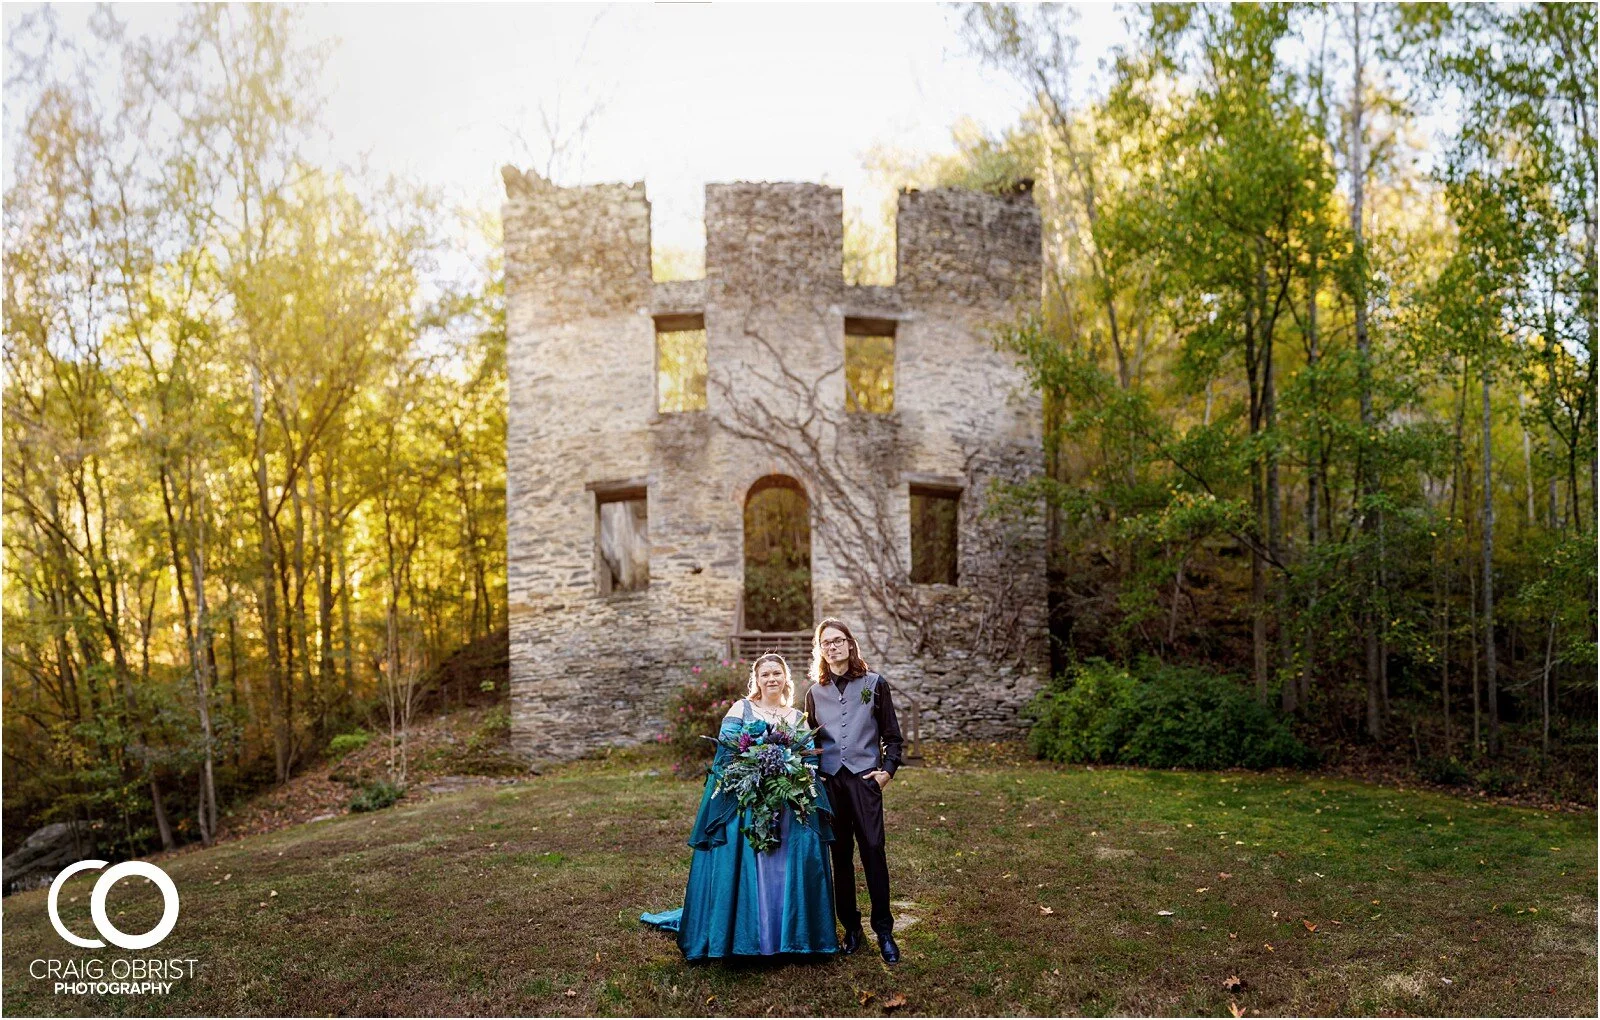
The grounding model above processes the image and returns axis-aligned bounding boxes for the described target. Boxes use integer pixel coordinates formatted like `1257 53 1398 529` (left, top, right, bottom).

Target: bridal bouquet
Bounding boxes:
703 717 822 853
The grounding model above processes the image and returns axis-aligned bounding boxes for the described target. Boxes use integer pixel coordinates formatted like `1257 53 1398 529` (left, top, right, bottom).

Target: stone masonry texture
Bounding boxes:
502 167 1048 763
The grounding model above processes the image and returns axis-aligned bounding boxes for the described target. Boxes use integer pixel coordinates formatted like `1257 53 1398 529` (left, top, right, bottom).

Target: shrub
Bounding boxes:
349 778 404 813
1416 755 1472 787
1473 766 1520 796
1027 660 1139 764
660 662 748 779
1027 658 1313 770
466 706 510 753
328 729 372 760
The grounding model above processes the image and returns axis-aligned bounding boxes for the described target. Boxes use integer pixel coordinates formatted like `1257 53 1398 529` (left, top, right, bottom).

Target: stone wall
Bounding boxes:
503 167 1048 763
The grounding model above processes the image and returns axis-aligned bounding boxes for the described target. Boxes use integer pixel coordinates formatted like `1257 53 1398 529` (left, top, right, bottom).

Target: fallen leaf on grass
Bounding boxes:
1263 943 1274 952
883 993 907 1010
1157 910 1175 916
1222 974 1245 993
858 990 875 1006
1196 887 1210 893
1040 906 1055 915
1302 920 1318 932
1218 872 1232 880
564 990 577 998
705 994 716 1005
1230 1000 1246 1017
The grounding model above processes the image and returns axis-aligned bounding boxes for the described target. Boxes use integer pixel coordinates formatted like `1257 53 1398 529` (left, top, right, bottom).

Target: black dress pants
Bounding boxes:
823 767 893 937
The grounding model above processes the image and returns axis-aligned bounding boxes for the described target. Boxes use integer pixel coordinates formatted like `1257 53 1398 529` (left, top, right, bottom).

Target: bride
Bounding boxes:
641 653 840 959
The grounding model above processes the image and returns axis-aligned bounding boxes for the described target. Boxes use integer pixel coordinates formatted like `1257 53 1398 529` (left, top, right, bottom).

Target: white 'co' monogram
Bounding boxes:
48 860 180 950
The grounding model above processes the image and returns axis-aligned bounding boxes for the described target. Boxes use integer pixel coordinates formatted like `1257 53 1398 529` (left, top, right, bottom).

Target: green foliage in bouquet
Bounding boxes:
705 716 823 853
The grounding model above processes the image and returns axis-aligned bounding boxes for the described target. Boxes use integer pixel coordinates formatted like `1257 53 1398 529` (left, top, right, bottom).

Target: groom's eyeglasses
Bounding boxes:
821 638 849 649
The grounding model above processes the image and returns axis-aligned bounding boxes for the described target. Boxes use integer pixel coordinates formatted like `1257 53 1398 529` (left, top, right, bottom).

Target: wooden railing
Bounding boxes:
727 631 812 662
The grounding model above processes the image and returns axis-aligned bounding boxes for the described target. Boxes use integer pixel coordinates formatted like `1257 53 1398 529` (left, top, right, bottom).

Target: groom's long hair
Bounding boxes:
809 618 870 687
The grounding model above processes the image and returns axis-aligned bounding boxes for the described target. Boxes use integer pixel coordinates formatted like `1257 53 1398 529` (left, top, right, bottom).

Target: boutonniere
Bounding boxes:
860 685 874 705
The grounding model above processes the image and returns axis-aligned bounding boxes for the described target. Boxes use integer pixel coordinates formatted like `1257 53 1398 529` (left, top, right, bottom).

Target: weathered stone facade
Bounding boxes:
503 166 1048 762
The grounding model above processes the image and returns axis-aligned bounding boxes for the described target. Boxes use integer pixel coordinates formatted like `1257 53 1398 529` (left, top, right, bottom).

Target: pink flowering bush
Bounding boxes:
660 662 746 779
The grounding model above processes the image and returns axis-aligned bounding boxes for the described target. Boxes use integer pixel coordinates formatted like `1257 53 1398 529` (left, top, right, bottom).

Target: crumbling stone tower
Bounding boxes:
502 167 1048 762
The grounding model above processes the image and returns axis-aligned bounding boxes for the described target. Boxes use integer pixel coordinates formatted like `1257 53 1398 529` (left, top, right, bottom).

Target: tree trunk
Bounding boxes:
1349 3 1382 742
1469 565 1480 753
251 363 291 783
149 776 176 852
318 453 338 721
1482 371 1500 756
1519 391 1537 525
1541 616 1555 756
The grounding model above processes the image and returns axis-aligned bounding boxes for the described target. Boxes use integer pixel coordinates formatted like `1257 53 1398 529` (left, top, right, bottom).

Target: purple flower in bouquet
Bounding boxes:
737 732 753 752
756 744 788 778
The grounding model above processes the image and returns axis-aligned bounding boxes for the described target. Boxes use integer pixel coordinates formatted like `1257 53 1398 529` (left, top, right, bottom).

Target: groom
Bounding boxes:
804 617 904 964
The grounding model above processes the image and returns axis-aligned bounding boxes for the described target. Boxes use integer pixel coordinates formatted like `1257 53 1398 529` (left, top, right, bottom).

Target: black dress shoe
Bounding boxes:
841 927 864 955
877 932 900 964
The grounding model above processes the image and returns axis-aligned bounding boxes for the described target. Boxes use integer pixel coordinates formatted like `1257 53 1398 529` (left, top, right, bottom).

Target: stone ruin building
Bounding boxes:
501 165 1049 762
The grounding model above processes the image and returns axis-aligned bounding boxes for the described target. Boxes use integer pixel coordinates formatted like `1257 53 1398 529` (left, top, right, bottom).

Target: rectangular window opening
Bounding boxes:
656 313 707 413
909 484 959 585
844 317 896 414
595 485 649 593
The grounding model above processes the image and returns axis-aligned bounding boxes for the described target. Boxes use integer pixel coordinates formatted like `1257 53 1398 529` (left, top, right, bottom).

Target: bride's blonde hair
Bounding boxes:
746 653 794 708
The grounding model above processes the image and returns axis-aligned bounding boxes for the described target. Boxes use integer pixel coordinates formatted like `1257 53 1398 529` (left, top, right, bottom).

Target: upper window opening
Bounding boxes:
656 313 707 413
844 317 896 414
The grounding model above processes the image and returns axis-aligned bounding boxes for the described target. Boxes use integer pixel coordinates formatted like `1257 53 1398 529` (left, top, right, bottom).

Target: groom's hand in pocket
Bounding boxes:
864 769 892 789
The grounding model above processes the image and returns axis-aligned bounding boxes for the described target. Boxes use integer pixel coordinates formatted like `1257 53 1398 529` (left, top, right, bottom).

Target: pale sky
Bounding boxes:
303 3 1134 253
4 3 1136 255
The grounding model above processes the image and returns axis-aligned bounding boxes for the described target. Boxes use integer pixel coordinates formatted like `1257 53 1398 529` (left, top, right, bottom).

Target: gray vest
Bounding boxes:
811 672 884 776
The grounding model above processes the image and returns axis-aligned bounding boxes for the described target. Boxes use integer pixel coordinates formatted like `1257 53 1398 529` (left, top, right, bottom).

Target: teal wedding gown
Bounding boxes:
641 700 841 960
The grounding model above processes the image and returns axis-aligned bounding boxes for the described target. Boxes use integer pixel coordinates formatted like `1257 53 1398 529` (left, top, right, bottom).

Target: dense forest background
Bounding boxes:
2 6 507 856
3 3 1595 862
925 3 1596 796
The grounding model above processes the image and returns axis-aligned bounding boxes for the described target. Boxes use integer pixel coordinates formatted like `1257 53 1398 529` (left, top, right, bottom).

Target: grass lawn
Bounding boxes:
3 745 1594 1017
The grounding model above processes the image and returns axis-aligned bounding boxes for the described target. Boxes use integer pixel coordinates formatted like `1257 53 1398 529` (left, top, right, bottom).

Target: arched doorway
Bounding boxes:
743 476 812 633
